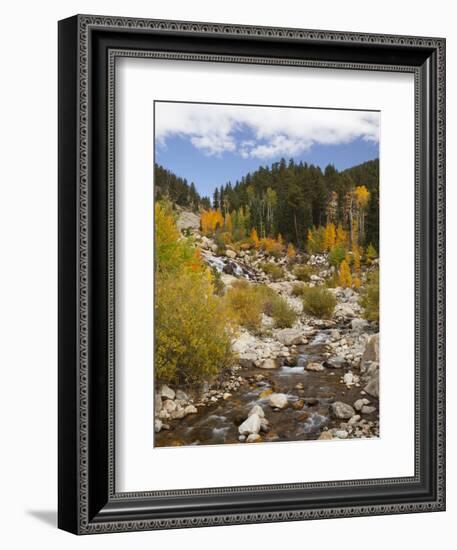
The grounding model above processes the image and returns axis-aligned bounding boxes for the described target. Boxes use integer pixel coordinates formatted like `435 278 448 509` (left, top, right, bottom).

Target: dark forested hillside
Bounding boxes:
210 158 379 249
154 164 211 211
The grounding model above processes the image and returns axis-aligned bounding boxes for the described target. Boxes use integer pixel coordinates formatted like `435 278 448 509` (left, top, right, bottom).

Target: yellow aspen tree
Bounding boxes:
324 223 336 250
336 224 347 246
353 246 361 275
250 228 260 248
277 233 284 247
307 228 315 252
287 242 296 259
353 277 361 289
339 259 352 288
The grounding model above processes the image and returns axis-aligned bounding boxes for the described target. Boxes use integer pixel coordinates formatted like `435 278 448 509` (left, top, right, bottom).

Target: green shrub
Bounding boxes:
155 202 234 384
226 282 297 331
225 280 265 332
324 272 340 288
260 262 284 281
210 267 225 296
293 264 314 282
361 269 379 321
365 244 378 265
268 297 297 328
301 286 336 318
155 270 234 384
291 282 307 297
328 245 347 268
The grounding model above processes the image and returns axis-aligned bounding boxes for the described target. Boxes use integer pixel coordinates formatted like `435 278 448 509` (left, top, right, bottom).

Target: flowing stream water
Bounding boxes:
155 331 378 447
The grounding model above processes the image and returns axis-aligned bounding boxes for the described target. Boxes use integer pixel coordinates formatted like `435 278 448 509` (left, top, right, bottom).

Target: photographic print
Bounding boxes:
154 101 380 447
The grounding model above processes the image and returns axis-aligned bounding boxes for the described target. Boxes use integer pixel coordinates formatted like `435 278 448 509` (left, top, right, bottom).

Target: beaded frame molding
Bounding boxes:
58 14 446 534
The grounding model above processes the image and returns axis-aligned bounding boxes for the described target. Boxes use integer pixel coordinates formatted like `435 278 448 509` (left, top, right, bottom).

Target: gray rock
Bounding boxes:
364 376 379 398
275 328 304 346
225 249 237 259
354 398 370 411
154 419 163 433
335 303 356 319
306 362 325 372
238 413 261 435
248 405 265 418
175 389 189 401
170 407 186 420
184 405 198 415
335 429 349 439
176 211 200 231
238 353 258 368
351 318 369 332
331 401 356 419
162 399 177 412
269 393 289 409
362 333 380 364
348 414 361 425
326 356 346 369
160 385 175 400
361 405 377 415
246 433 262 443
256 358 278 370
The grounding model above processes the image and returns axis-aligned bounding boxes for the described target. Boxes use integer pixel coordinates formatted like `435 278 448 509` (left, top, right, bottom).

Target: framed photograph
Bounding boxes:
58 14 446 534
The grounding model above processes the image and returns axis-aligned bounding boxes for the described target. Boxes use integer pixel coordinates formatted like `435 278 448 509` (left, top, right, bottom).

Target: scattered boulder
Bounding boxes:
354 398 370 411
351 318 369 332
256 358 279 370
162 399 177 413
238 353 258 368
238 413 261 435
331 401 356 419
155 419 163 433
246 433 262 443
275 328 304 346
225 249 237 259
306 362 325 372
160 385 175 400
269 393 289 409
362 333 380 364
184 405 198 415
361 405 377 415
175 389 189 401
325 356 346 369
248 405 265 418
335 429 349 439
318 430 333 440
170 408 186 420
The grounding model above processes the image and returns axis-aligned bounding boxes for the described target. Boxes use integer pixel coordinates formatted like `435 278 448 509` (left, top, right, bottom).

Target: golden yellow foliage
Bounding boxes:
155 202 201 273
336 224 347 246
250 227 260 248
287 242 296 259
353 246 361 274
155 269 234 383
353 277 361 289
355 185 370 208
200 208 224 235
155 201 234 384
339 259 352 288
324 223 336 251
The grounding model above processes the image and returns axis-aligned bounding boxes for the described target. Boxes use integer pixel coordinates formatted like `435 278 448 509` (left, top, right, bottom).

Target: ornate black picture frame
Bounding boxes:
58 14 446 534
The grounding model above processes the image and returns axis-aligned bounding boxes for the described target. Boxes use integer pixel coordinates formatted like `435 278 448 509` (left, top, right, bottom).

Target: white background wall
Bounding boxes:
0 1 453 548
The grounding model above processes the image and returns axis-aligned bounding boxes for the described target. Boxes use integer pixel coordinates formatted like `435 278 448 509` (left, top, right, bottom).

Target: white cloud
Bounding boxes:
155 102 379 159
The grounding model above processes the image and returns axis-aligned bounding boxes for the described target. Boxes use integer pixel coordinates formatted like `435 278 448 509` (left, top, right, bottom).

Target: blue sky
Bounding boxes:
155 102 379 199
